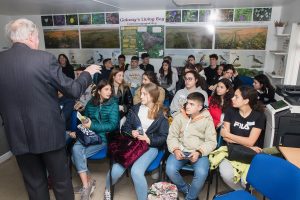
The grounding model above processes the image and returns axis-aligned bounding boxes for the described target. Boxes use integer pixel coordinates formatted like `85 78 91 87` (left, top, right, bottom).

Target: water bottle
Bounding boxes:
137 126 144 135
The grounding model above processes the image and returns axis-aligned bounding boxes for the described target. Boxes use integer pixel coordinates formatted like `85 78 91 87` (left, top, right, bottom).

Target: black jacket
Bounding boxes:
139 63 154 72
0 43 92 155
62 64 75 79
121 104 169 149
113 85 133 118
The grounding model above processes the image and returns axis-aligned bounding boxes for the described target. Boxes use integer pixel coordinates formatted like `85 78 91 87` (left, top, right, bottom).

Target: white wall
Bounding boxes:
280 1 300 85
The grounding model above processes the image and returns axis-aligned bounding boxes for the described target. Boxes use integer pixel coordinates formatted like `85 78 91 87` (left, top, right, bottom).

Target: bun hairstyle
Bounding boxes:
141 83 161 119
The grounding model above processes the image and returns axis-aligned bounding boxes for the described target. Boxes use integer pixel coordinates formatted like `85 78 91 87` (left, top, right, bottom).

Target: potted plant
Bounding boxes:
274 20 287 35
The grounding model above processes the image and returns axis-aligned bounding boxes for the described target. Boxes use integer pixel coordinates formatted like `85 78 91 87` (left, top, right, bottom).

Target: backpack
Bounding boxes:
148 182 178 200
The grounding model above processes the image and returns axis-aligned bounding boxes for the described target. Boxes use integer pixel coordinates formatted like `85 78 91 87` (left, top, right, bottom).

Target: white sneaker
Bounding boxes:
151 171 159 180
103 189 111 200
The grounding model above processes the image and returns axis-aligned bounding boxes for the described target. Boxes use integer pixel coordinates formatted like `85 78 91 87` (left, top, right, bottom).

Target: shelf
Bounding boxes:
266 72 284 79
275 34 290 38
269 50 288 56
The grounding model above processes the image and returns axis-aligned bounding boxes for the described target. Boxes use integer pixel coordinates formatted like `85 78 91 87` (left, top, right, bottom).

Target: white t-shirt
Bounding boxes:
138 104 154 133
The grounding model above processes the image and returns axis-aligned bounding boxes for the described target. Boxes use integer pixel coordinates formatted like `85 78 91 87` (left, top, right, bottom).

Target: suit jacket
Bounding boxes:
0 43 92 155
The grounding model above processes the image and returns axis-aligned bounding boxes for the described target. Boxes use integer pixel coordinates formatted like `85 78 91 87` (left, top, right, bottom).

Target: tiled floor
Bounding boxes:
0 156 235 200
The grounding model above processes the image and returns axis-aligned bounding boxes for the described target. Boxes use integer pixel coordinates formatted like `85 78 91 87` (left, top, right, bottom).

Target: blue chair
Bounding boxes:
146 150 165 180
213 154 300 200
239 75 254 87
88 146 108 160
110 150 166 200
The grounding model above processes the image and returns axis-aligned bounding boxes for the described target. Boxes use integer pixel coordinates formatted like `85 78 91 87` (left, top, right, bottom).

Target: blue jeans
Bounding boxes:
106 147 158 200
166 154 209 200
72 141 106 173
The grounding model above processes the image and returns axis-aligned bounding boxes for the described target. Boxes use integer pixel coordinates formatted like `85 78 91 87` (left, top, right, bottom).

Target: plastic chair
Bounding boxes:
213 154 300 200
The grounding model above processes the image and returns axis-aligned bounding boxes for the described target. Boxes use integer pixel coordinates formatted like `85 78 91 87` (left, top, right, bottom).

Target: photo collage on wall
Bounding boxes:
41 7 271 74
41 12 119 27
165 7 272 23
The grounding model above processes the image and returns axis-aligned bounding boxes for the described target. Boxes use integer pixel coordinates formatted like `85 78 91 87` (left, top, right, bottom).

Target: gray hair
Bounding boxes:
5 18 38 43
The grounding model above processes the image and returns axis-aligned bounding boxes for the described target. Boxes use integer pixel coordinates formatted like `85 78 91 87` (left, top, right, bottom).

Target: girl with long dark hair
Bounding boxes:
71 80 119 200
208 78 234 128
219 86 265 190
253 74 275 104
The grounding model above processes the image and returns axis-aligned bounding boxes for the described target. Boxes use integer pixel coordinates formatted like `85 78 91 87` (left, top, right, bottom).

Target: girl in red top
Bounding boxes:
208 79 234 128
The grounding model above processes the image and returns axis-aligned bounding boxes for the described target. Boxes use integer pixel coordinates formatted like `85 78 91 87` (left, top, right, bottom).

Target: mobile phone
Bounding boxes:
137 127 144 135
183 152 191 159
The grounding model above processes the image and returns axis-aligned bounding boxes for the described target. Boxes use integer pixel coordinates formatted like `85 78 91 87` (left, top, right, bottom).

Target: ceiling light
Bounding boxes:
92 0 123 9
172 0 212 7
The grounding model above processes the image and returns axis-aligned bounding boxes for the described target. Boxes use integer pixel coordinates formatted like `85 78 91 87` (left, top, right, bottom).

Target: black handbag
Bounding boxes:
227 143 257 164
76 124 102 146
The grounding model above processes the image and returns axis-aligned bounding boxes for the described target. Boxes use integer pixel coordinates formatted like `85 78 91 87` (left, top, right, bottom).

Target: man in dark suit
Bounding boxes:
0 18 100 200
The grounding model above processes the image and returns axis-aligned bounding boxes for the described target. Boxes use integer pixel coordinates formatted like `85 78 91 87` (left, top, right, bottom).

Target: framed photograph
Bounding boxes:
41 16 53 26
234 8 253 22
79 14 91 25
92 13 105 24
199 10 211 22
215 27 268 50
166 10 181 23
216 9 234 22
253 8 272 21
166 26 213 49
182 10 199 22
66 14 78 25
81 28 120 48
106 13 119 24
44 29 80 48
53 15 66 26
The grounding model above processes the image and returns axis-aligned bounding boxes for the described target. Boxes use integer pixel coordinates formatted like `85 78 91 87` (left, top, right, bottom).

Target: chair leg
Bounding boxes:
206 179 210 200
158 164 163 182
109 160 114 200
215 169 219 195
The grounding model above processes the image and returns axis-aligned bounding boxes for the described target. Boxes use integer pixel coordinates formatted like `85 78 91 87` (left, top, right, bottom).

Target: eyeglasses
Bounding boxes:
184 77 194 81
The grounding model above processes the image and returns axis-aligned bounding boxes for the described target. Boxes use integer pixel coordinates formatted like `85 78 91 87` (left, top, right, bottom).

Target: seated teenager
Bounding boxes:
109 68 133 119
195 63 206 80
163 55 179 84
115 54 129 71
70 80 119 200
170 70 208 117
104 83 169 200
133 71 165 105
253 74 275 105
158 60 176 101
219 86 265 190
139 53 154 72
219 64 242 90
205 54 219 96
208 79 234 128
124 56 144 96
166 92 217 200
187 54 196 65
93 58 114 84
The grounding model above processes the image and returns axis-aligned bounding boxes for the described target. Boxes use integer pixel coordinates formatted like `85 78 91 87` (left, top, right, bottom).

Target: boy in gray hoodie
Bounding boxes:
124 56 144 96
